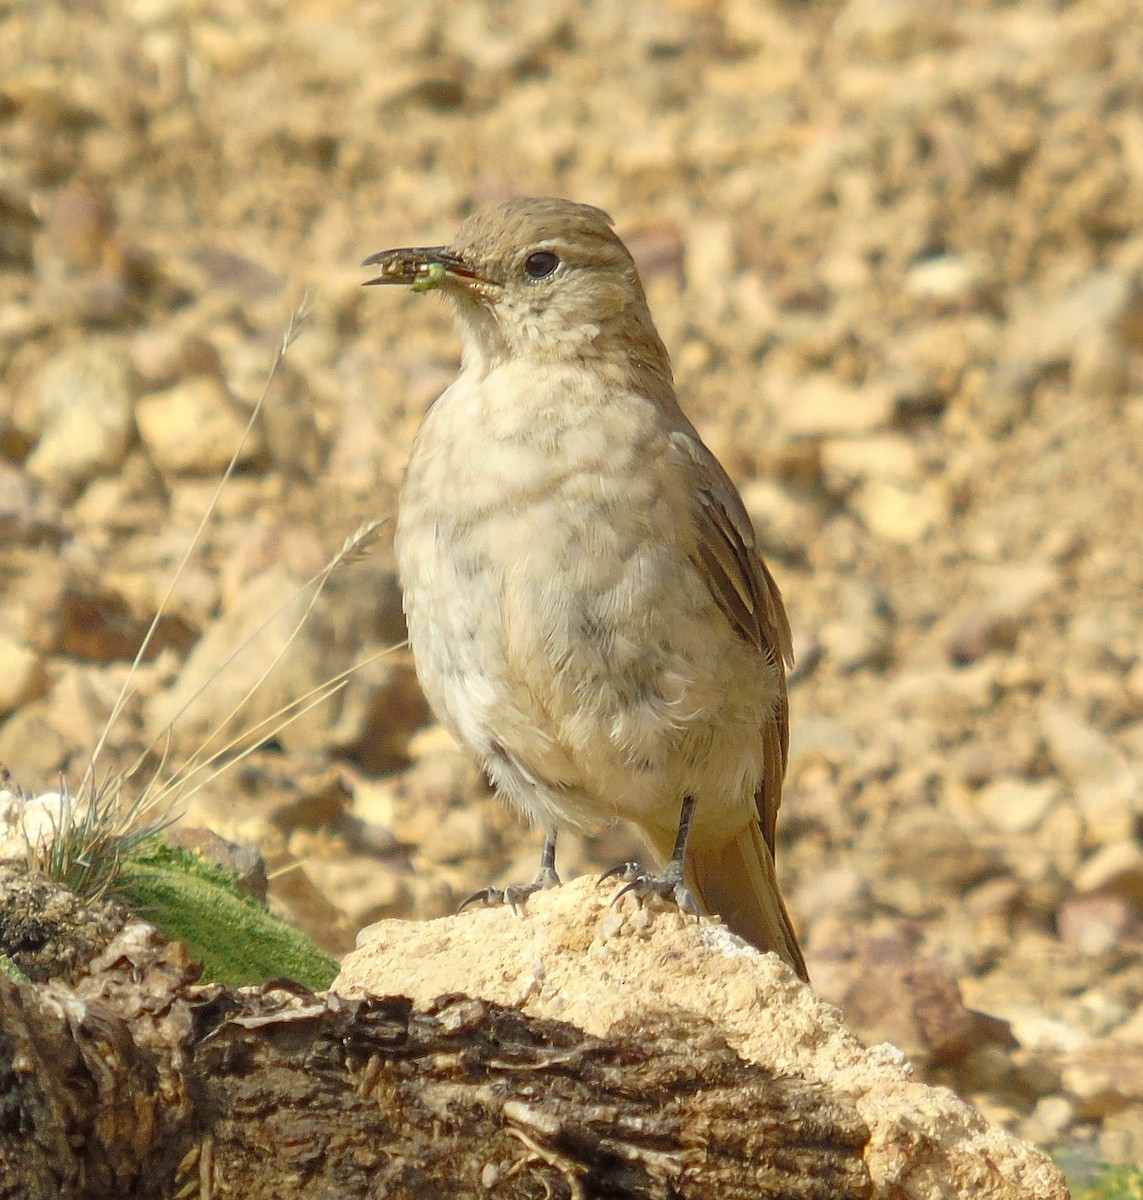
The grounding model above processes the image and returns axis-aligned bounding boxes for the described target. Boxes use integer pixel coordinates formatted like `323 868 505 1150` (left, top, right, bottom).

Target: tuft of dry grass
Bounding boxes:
30 297 400 907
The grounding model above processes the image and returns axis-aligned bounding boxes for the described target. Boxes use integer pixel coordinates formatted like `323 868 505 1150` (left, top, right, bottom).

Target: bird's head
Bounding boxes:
364 196 671 384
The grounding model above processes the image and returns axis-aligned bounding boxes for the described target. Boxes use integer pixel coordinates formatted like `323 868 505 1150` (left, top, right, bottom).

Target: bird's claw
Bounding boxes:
458 867 560 916
597 861 642 885
601 861 700 919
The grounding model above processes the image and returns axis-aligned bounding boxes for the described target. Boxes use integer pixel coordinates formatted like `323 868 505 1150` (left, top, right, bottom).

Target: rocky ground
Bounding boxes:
2 0 1142 1176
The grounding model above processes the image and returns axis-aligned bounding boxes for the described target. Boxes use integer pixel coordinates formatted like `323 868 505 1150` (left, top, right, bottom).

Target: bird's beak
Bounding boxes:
361 245 482 293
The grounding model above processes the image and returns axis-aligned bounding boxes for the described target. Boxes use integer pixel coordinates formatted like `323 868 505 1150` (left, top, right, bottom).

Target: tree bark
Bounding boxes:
0 922 871 1200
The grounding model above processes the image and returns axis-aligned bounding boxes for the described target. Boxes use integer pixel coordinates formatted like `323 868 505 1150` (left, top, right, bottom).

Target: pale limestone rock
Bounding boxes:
23 342 134 497
0 632 45 716
773 372 895 439
334 876 1069 1200
820 433 922 492
976 777 1062 836
851 477 945 545
135 375 264 476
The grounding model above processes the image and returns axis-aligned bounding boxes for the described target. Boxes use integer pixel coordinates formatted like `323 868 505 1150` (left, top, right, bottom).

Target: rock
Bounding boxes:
1055 893 1136 957
0 632 45 717
0 464 66 545
739 476 818 562
820 433 922 493
946 609 1020 664
946 560 1059 665
298 854 409 925
975 777 1061 835
1020 1094 1076 1145
983 560 1060 619
1073 840 1143 899
135 375 265 476
334 877 1068 1200
129 326 223 391
1001 271 1142 402
1071 329 1131 400
819 578 895 672
1098 1104 1143 1172
851 478 945 545
1062 1043 1143 1120
772 372 896 440
1039 700 1126 786
0 707 75 785
812 928 1015 1065
21 342 135 497
146 566 345 763
164 825 269 900
903 253 991 310
877 809 1006 894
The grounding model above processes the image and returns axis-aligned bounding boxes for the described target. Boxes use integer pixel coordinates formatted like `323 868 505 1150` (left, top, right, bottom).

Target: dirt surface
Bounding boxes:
2 0 1143 1174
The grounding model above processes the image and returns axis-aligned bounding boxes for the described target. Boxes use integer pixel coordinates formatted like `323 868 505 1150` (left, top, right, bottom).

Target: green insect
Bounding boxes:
412 260 448 292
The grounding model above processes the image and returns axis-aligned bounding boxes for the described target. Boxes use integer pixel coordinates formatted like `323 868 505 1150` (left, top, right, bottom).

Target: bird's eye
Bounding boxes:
523 250 560 280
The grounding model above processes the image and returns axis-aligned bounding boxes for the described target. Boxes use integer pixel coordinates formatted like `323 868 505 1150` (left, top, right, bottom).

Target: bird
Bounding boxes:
363 197 807 981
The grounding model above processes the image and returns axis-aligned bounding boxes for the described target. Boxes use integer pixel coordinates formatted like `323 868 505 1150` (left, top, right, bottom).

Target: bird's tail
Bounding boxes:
687 821 808 982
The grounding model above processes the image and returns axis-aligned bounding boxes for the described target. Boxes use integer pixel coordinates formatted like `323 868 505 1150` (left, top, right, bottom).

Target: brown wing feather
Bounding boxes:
670 431 793 856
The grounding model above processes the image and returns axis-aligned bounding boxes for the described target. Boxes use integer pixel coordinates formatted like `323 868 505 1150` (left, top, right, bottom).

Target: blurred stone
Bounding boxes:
888 660 998 723
1062 1044 1143 1119
256 360 325 482
852 478 944 545
42 182 116 273
36 581 195 662
904 254 991 311
136 376 265 476
813 928 1014 1065
130 326 223 391
22 342 135 498
949 739 1009 788
299 853 408 925
146 566 343 761
1020 1094 1075 1145
819 578 894 672
1039 701 1125 786
878 810 1005 894
740 476 817 562
1073 841 1143 900
0 662 131 785
795 861 871 926
0 182 38 269
1056 893 1136 957
1006 270 1142 371
0 464 66 545
976 777 1061 836
947 609 1019 665
419 805 496 866
820 434 921 493
773 373 895 440
1071 330 1131 400
983 560 1059 620
788 716 861 772
0 633 45 717
165 825 269 901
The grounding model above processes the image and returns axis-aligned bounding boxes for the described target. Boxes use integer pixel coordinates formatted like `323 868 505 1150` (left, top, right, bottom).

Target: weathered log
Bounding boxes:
0 922 871 1200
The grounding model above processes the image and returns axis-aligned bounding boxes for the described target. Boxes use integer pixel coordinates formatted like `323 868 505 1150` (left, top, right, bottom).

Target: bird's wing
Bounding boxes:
670 430 793 852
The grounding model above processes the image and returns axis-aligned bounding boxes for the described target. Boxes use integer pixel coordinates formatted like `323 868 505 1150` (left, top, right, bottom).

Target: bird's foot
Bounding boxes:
599 859 700 918
458 866 561 916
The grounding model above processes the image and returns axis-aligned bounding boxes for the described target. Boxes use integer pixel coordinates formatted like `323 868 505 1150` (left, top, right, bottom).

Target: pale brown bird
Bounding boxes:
364 197 807 981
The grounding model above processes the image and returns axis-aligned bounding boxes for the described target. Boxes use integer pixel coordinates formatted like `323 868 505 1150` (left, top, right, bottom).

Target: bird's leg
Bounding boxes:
459 832 561 915
600 796 701 918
